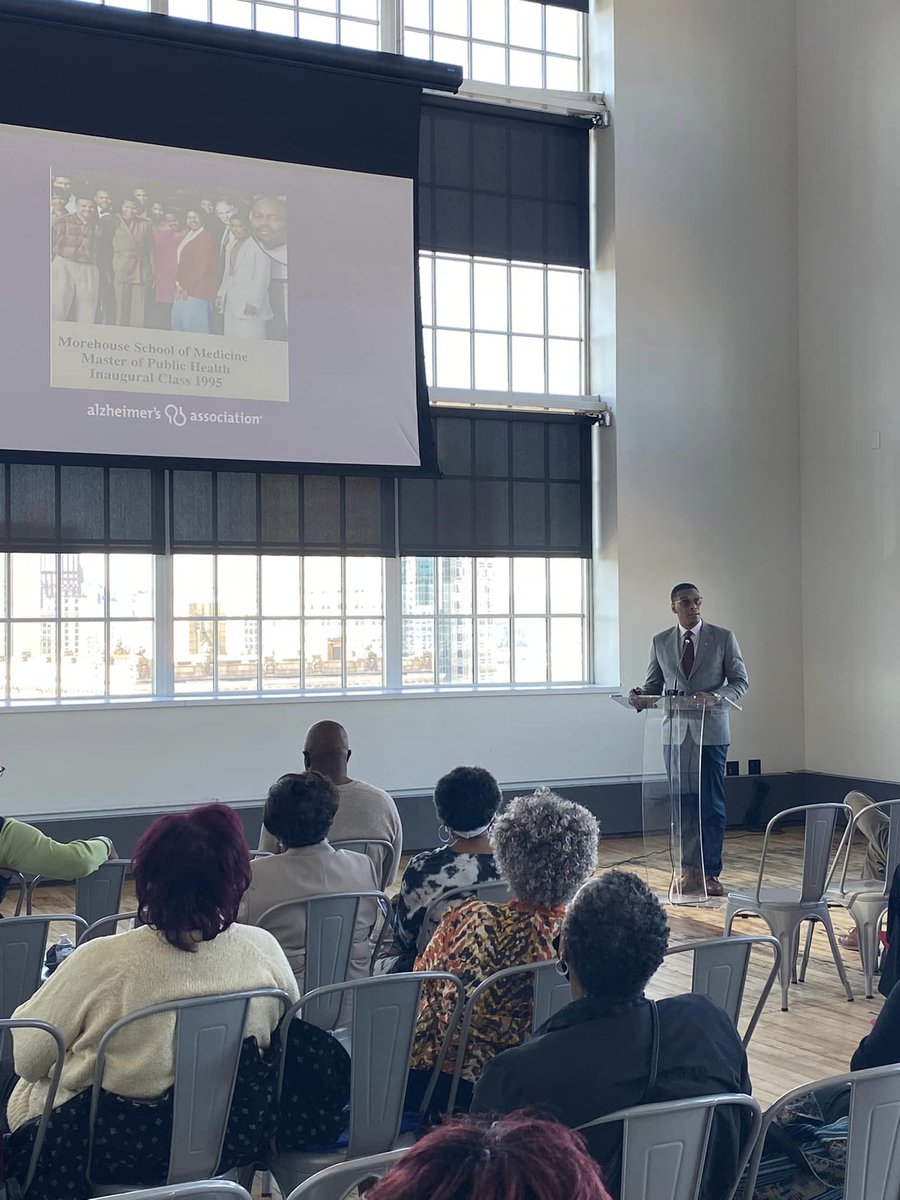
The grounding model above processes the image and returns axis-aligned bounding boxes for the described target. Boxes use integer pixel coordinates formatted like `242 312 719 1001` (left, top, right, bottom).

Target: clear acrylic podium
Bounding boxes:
612 693 739 906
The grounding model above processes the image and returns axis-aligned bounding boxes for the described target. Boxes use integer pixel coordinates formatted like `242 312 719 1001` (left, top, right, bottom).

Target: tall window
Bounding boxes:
420 253 585 395
172 555 385 693
0 553 155 700
403 0 582 89
401 556 587 686
167 0 379 46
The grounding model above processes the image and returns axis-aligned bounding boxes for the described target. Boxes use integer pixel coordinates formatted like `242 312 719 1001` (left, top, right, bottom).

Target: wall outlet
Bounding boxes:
726 760 739 777
748 759 761 775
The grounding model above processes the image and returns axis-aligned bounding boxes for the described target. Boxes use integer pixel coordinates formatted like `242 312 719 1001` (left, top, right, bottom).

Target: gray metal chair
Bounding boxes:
0 1018 66 1197
0 868 29 915
268 971 465 1196
724 803 854 1010
92 1187 253 1200
284 1150 406 1200
256 891 391 1029
80 910 141 942
742 1062 900 1200
577 1093 762 1200
447 959 571 1111
663 934 782 1046
0 914 89 1053
799 795 900 998
28 859 131 935
86 988 292 1195
329 839 396 892
417 878 512 953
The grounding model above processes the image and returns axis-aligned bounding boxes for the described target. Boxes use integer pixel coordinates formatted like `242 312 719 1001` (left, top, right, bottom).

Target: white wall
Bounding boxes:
0 0 810 819
603 0 805 775
798 1 900 778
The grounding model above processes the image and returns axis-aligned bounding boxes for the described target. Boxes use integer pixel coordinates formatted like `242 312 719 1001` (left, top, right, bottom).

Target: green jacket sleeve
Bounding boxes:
0 817 111 879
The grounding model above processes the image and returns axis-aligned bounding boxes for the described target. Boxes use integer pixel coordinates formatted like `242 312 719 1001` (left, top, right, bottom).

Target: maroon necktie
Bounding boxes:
681 631 695 676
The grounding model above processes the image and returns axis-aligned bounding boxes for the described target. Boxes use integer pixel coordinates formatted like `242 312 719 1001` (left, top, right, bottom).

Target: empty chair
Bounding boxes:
0 1018 65 1198
417 878 512 954
800 794 900 998
284 1151 405 1200
28 858 131 934
448 959 571 1110
267 972 465 1196
724 803 854 1010
87 989 292 1195
742 1062 900 1200
577 1093 761 1200
94 1185 253 1200
662 934 782 1045
0 914 89 1038
330 839 396 891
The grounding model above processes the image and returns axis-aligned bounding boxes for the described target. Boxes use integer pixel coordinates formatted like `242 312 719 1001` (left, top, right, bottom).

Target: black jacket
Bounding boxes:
471 992 751 1200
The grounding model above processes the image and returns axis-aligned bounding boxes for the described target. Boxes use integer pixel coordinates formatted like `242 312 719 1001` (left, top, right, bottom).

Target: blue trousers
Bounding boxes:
669 734 728 877
171 296 212 334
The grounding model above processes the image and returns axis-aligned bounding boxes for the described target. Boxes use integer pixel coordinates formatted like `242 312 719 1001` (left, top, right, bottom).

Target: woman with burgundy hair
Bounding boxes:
365 1113 612 1200
5 803 300 1198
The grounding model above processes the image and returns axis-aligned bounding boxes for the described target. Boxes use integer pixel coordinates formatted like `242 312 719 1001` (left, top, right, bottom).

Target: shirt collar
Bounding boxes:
678 618 702 639
537 993 646 1035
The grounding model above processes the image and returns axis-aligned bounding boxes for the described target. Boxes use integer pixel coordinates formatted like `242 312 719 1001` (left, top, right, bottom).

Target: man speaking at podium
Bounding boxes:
629 584 749 896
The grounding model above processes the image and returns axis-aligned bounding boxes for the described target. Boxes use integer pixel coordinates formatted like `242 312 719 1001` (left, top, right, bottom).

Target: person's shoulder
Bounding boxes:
659 992 742 1039
333 845 379 885
227 921 286 958
703 622 734 640
346 777 395 804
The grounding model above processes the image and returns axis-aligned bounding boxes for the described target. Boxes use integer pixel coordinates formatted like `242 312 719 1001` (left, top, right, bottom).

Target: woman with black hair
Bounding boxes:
472 871 752 1200
389 766 503 971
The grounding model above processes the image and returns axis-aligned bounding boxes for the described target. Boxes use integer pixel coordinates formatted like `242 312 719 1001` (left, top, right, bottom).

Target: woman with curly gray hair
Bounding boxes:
472 871 752 1200
406 788 599 1115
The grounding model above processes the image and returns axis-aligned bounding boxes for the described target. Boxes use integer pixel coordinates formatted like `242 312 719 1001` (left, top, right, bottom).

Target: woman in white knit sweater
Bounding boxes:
4 803 316 1198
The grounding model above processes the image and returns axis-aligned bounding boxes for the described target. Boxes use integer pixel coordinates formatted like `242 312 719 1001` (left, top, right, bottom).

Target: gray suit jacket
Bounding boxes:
642 622 749 745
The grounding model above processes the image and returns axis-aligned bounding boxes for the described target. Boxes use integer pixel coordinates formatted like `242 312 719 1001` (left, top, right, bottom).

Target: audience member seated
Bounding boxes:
838 790 887 951
239 770 380 1021
388 766 503 972
0 797 115 908
258 720 402 886
365 1113 613 1200
406 788 599 1115
472 871 751 1200
3 804 302 1200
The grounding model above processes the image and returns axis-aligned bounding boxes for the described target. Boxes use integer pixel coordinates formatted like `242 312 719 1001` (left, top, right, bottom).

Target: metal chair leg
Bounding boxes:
820 912 854 1002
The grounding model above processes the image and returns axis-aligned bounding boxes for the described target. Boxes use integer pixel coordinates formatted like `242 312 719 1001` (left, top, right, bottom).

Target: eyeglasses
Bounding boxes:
674 597 702 606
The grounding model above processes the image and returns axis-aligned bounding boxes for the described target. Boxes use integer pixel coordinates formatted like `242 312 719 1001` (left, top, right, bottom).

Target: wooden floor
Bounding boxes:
5 825 883 1110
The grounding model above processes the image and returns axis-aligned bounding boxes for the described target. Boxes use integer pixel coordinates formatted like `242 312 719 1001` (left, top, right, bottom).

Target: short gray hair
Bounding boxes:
491 787 599 908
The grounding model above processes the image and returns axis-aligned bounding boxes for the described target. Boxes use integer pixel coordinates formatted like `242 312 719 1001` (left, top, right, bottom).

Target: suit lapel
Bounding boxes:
689 623 707 680
670 627 686 689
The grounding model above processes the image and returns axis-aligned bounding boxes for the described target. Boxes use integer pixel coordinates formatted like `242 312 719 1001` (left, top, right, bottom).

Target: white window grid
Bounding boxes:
171 554 386 694
401 556 589 687
402 0 583 91
420 253 586 396
0 552 155 701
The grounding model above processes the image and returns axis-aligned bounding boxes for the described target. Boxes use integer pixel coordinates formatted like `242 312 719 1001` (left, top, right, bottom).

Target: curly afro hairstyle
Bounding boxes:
490 788 599 909
562 871 670 1000
262 771 339 848
434 766 502 834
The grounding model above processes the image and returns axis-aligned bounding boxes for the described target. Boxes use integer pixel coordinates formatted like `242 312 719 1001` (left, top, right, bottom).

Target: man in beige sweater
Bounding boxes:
258 721 402 887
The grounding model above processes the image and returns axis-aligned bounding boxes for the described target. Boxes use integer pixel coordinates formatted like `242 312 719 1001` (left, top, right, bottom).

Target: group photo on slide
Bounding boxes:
50 169 288 341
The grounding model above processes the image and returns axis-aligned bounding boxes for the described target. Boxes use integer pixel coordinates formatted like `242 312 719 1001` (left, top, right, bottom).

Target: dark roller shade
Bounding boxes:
529 0 588 9
399 410 592 557
169 470 395 555
419 98 591 268
0 462 164 551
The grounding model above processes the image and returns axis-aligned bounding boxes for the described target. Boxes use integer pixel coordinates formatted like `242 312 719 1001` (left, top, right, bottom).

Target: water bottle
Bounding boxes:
45 933 76 975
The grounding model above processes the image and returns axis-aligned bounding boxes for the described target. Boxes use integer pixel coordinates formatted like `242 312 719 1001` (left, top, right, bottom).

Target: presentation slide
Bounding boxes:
0 122 421 468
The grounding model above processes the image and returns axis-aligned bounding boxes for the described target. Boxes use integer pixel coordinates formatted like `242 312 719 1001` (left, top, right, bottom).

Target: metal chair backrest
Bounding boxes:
743 1062 900 1200
256 891 390 1030
447 959 569 1112
0 1018 66 1196
289 971 464 1157
754 804 851 904
663 935 782 1046
284 1150 406 1200
88 988 291 1188
0 914 89 1040
329 839 396 891
577 1093 762 1200
80 910 141 943
418 878 512 953
0 869 28 916
93 1186 254 1200
27 859 131 930
840 795 900 896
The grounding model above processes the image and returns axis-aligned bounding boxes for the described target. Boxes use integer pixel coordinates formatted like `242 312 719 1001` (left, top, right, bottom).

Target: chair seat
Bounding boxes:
728 887 816 906
829 879 887 903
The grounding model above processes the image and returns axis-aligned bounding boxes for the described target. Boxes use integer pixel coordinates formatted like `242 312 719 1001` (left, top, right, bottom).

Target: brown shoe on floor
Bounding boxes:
678 870 703 893
838 929 859 950
705 876 725 897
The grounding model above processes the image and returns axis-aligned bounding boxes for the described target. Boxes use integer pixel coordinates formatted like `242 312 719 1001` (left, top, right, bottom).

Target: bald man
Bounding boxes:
258 720 401 887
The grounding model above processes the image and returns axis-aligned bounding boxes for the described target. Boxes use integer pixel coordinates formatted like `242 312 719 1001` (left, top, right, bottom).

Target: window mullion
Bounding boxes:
155 554 175 697
384 557 402 689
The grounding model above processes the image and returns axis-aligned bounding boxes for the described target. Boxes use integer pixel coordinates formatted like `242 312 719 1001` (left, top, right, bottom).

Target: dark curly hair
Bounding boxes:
133 803 250 953
263 771 339 848
562 871 670 1000
434 766 502 834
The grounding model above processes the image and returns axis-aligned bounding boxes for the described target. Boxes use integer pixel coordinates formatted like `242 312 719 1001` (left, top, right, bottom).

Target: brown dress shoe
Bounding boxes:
678 870 703 893
705 876 725 897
